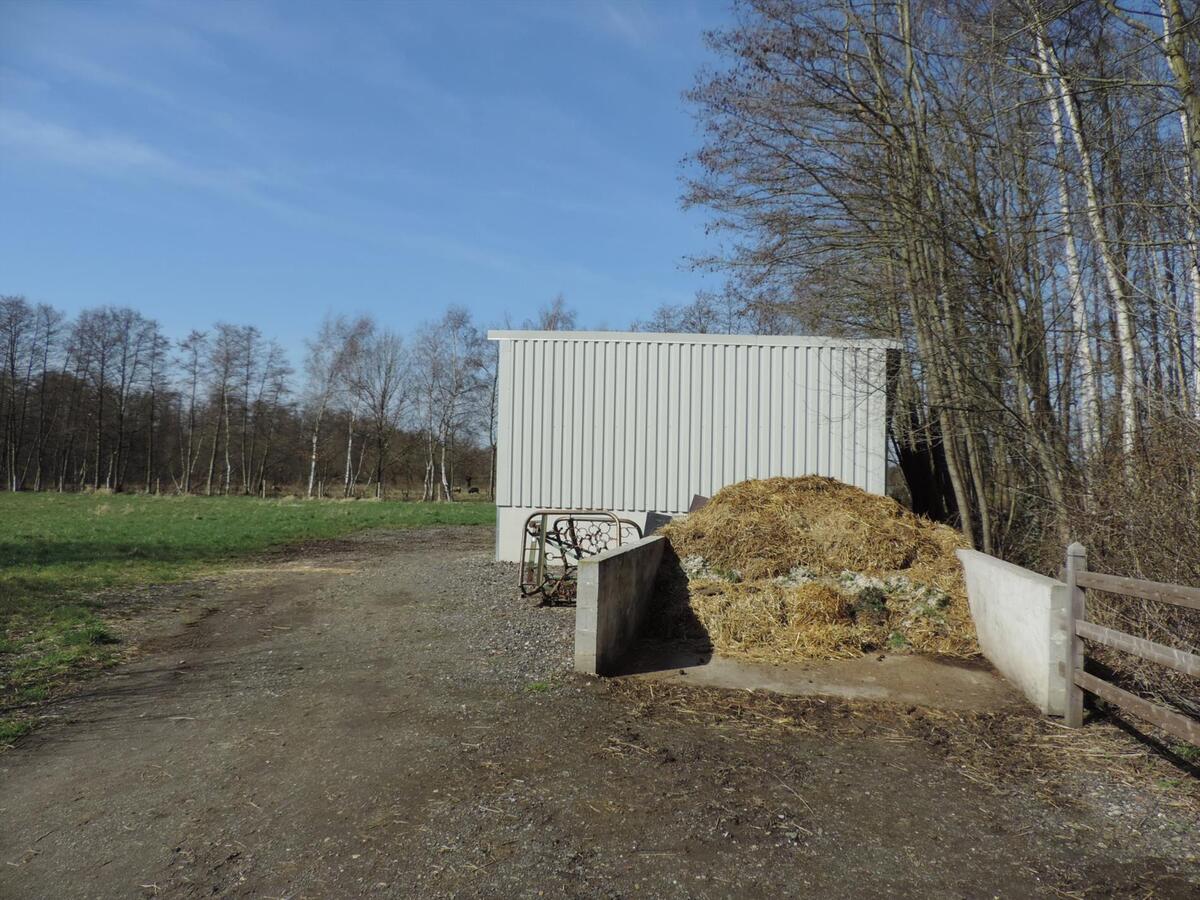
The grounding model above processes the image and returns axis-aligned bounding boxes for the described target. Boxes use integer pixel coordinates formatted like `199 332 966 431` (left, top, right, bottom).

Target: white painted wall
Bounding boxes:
490 330 898 561
957 548 1070 716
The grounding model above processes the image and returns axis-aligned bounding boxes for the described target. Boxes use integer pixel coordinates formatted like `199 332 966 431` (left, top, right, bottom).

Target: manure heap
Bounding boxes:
659 477 979 661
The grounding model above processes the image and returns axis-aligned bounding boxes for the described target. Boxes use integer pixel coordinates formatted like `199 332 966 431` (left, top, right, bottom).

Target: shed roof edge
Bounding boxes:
486 330 903 350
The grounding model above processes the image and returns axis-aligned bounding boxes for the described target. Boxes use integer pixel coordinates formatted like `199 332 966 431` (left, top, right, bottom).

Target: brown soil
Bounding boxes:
1 526 1197 898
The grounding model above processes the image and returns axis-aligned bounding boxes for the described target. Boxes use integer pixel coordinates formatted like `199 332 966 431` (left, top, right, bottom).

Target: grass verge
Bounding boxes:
0 492 493 743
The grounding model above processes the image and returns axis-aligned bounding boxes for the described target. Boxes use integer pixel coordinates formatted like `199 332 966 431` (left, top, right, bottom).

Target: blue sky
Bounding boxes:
0 0 732 350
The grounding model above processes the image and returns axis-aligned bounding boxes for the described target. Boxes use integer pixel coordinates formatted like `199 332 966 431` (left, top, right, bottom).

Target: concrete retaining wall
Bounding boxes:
957 548 1070 715
575 534 666 675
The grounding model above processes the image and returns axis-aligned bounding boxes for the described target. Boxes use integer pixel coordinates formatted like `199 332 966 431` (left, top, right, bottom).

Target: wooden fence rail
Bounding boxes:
1064 542 1200 746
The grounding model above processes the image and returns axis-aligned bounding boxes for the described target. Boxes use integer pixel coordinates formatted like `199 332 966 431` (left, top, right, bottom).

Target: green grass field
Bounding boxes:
0 493 494 742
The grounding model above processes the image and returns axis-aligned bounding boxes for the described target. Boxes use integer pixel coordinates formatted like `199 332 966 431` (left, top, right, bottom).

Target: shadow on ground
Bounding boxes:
615 542 713 676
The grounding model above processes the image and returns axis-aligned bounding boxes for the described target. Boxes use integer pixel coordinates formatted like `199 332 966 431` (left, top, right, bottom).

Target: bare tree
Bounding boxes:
141 322 169 493
524 294 577 331
411 308 486 501
106 308 156 492
204 324 239 496
352 328 407 499
176 331 207 494
72 307 126 490
27 303 64 491
633 291 753 334
1 296 37 491
249 343 291 497
302 314 372 499
1034 28 1101 461
1033 18 1139 460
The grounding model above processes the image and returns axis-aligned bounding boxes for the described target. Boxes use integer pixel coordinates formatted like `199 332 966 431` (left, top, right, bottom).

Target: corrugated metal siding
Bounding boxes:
494 333 893 513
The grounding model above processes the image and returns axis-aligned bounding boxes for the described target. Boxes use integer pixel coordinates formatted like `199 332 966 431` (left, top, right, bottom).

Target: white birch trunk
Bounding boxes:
439 438 453 502
1035 33 1101 461
1043 33 1139 458
1177 110 1200 414
306 405 324 500
343 412 354 498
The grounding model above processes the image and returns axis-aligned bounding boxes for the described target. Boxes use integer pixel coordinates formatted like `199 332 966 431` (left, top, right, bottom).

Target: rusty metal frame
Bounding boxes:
518 509 643 603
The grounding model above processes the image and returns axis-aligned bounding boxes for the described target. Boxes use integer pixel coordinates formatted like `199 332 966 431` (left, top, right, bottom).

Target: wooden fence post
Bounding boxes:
1064 542 1087 727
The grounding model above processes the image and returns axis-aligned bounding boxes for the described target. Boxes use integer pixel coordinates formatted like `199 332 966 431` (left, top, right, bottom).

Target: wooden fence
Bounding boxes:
1064 542 1200 745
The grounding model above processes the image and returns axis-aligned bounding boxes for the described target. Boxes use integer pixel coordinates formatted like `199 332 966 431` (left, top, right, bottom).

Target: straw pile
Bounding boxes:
658 476 979 661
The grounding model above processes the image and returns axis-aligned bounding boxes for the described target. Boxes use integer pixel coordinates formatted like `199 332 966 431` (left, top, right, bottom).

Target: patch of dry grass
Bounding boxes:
681 580 872 660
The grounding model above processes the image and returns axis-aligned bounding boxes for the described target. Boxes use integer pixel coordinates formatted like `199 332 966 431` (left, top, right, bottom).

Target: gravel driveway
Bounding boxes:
1 526 1197 898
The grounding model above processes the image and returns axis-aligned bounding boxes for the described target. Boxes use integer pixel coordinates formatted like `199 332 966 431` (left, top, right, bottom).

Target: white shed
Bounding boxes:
488 330 900 561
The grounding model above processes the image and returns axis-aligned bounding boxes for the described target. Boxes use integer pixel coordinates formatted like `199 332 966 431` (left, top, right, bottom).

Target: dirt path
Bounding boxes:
1 527 1197 898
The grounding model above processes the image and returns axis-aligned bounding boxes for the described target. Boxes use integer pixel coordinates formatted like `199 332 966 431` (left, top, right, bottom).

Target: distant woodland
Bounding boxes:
0 297 576 501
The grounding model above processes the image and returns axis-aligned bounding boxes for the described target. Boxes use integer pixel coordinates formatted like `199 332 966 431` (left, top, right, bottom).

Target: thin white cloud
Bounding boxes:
0 107 534 274
34 52 179 105
0 65 52 97
2 108 177 173
0 107 320 226
601 3 655 47
0 108 251 189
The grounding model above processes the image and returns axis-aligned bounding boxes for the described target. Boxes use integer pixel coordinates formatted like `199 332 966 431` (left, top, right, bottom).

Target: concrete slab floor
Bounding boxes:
616 642 1027 712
